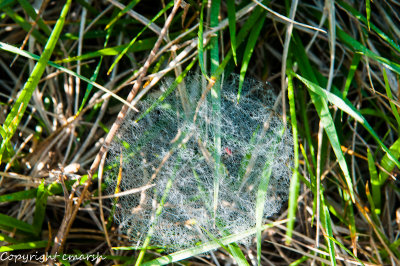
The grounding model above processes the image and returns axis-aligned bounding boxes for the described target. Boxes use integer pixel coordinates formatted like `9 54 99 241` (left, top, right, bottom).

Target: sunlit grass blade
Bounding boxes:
379 137 400 186
286 72 300 244
326 235 365 266
212 4 265 79
292 71 400 170
0 241 48 252
0 0 72 162
142 220 286 266
105 0 141 30
0 42 139 114
55 39 158 63
200 226 250 266
237 15 265 102
107 0 173 75
292 34 355 201
227 0 237 65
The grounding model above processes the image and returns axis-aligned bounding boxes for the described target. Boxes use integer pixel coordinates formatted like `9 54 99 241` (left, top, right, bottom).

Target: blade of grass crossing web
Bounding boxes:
382 67 400 132
256 160 272 265
135 157 183 266
107 0 173 75
237 15 265 102
210 0 223 234
293 72 400 170
200 226 250 266
105 0 140 30
0 0 72 161
142 220 285 265
227 0 237 65
198 0 209 79
212 3 265 79
135 58 196 122
292 34 355 201
286 71 300 244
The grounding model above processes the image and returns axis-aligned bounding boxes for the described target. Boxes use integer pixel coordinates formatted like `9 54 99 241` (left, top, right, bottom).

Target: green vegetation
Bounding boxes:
0 0 400 265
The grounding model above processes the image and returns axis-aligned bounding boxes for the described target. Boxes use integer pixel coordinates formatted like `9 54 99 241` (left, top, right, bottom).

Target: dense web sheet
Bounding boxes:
105 75 293 251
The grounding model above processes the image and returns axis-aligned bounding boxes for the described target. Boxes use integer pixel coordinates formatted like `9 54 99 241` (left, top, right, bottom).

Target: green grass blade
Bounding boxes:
292 72 400 170
323 204 336 266
0 233 19 244
366 0 371 30
17 0 51 35
105 0 141 30
135 58 196 122
212 4 265 79
0 42 139 114
286 72 300 244
237 15 265 102
292 34 355 201
0 213 36 233
379 137 400 186
200 226 249 265
227 0 237 65
198 0 208 79
33 181 48 235
3 7 47 45
256 160 272 265
135 156 183 266
142 220 285 266
0 0 72 161
382 67 400 132
326 235 365 266
107 0 173 75
342 53 361 99
337 28 400 75
337 0 400 53
0 241 48 252
367 149 381 215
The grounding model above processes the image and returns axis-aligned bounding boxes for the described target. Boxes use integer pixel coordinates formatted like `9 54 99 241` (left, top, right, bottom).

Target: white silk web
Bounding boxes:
105 75 293 251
